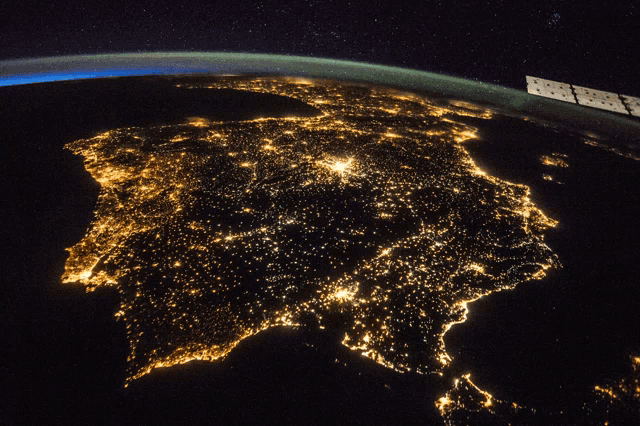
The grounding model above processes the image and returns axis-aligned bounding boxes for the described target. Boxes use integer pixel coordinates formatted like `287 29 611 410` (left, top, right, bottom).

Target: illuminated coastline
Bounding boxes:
62 76 559 410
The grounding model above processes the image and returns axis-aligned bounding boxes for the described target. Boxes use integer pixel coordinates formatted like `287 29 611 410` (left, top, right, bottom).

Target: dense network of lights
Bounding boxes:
62 76 560 397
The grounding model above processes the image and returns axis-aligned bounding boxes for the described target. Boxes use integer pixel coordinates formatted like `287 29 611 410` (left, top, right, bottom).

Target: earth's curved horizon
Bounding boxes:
2 52 640 147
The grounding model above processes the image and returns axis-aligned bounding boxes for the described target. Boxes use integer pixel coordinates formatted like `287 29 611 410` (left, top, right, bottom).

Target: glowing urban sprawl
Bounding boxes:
62 76 559 389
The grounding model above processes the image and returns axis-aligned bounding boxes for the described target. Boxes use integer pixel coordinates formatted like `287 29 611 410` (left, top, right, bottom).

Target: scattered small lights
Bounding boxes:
62 76 559 407
595 385 618 400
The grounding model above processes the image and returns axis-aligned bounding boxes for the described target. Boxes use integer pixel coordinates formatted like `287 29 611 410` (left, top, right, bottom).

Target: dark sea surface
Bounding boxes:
446 113 640 417
2 75 638 424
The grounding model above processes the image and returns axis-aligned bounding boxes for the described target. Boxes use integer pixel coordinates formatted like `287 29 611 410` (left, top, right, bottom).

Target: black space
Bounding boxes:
1 0 639 95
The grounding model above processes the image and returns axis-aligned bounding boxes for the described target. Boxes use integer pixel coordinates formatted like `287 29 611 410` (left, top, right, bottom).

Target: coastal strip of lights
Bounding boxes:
62 77 559 422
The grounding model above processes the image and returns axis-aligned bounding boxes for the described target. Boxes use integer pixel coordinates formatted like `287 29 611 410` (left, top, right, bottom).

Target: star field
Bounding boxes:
1 0 638 95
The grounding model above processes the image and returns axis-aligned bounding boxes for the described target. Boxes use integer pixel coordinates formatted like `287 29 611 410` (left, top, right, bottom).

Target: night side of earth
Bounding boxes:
2 70 639 425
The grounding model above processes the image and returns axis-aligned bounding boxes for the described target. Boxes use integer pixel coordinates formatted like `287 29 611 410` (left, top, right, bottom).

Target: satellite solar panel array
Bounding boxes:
525 76 576 103
526 76 640 117
573 85 629 114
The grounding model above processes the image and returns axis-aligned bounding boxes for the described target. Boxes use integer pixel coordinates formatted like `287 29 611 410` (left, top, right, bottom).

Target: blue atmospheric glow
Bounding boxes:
0 52 638 143
0 67 213 87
